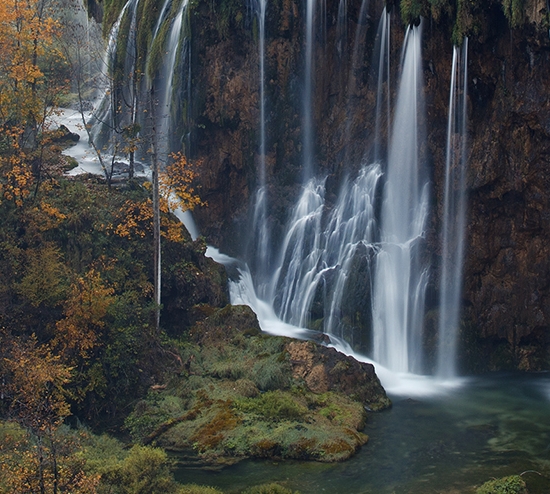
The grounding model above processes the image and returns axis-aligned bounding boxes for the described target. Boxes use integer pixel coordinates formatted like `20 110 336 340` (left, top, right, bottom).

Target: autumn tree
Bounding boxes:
0 0 68 203
54 268 116 403
110 135 204 332
0 333 100 493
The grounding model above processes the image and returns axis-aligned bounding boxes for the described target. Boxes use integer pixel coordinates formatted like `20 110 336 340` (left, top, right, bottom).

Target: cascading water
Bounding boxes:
90 0 135 146
342 0 370 163
153 0 172 40
372 23 429 374
264 163 381 342
248 0 270 288
271 178 326 326
336 0 347 60
437 38 469 379
373 6 390 162
157 2 187 163
302 0 316 179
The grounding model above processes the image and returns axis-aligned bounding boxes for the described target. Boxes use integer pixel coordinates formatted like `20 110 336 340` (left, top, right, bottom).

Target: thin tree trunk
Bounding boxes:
149 86 161 333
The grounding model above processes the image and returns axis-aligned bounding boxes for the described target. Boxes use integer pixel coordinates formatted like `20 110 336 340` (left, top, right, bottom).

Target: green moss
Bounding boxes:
476 475 528 494
236 390 308 422
103 0 129 38
178 485 224 494
500 0 524 28
125 393 187 442
400 0 424 25
241 483 299 494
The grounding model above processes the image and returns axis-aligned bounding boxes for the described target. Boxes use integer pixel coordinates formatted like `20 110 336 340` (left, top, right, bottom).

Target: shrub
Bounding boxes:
476 475 528 494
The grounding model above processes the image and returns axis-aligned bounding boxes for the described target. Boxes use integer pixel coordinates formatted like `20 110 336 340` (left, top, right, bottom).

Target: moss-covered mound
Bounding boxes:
476 475 529 494
126 305 390 464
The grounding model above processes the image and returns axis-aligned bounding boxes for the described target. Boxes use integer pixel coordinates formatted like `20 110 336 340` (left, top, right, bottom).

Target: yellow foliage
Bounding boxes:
0 422 101 494
160 152 205 212
4 335 72 433
0 0 62 125
55 269 115 360
111 153 203 241
112 198 154 238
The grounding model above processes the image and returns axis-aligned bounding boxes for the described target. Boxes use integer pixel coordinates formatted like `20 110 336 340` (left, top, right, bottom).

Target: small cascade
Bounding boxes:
320 165 381 337
270 163 381 339
153 0 172 40
437 38 469 379
272 178 326 326
372 23 429 374
373 6 390 162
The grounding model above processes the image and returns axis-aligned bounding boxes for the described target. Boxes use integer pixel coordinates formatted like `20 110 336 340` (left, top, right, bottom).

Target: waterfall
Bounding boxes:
372 23 429 374
437 38 469 378
153 0 172 40
88 0 476 382
272 178 326 326
157 2 187 164
249 0 271 289
269 163 380 341
302 0 316 179
336 0 347 60
373 7 390 162
342 0 370 161
90 0 135 146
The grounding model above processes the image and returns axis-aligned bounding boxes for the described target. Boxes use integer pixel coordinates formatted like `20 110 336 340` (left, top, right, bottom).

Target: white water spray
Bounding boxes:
249 0 270 285
303 0 316 179
372 23 429 374
437 38 469 378
158 6 185 162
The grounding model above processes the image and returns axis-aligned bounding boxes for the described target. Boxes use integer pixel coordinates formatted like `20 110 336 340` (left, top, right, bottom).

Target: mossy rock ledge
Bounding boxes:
126 305 391 464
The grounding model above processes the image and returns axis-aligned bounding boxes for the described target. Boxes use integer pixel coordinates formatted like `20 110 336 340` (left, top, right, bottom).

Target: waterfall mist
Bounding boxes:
437 39 469 379
372 23 429 374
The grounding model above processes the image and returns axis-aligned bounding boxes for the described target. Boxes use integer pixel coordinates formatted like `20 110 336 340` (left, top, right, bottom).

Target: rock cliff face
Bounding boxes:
463 19 550 371
97 0 550 371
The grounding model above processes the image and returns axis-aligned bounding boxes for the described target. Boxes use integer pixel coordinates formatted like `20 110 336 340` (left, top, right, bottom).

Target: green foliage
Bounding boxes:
400 0 424 25
428 0 452 21
252 354 290 390
500 0 524 28
101 445 180 494
0 173 223 422
103 0 130 37
241 483 299 494
0 422 100 492
125 393 186 441
80 431 128 475
236 391 308 422
15 243 69 307
476 475 528 494
123 309 370 464
178 485 224 494
211 0 244 39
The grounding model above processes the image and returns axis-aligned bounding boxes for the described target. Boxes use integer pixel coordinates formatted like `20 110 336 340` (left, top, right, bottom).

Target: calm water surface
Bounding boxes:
175 373 550 493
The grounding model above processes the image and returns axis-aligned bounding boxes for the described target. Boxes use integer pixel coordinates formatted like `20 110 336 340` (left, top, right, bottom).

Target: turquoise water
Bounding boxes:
175 373 550 493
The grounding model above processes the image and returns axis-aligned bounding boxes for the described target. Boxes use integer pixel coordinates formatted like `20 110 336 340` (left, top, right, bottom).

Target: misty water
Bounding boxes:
175 372 550 493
